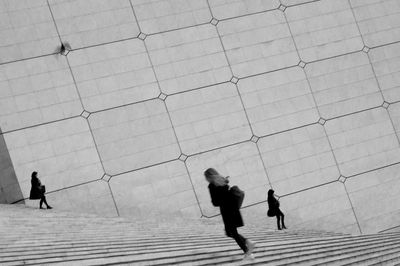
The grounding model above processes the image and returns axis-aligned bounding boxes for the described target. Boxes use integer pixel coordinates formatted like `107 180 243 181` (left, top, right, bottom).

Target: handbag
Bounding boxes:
230 185 245 209
39 185 46 194
267 209 275 217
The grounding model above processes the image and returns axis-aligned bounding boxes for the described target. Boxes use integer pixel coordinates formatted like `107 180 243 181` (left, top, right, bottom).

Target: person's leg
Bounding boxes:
281 212 286 229
276 214 282 230
39 197 44 209
226 227 248 253
42 196 52 209
277 209 286 229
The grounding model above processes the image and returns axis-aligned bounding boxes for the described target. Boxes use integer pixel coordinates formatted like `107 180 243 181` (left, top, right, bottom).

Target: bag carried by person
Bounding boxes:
267 209 275 217
230 185 245 209
39 185 46 194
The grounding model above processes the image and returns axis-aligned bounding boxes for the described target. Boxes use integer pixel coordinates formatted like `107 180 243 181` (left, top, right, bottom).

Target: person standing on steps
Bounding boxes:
267 189 286 230
204 168 255 260
29 171 52 209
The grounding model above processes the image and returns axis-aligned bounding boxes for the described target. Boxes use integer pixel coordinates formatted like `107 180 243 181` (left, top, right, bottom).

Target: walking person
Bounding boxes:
267 189 286 230
29 171 52 209
204 168 255 260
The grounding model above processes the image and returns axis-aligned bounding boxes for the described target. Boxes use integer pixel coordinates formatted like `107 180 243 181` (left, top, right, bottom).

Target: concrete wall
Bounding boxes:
1 0 400 234
0 126 23 203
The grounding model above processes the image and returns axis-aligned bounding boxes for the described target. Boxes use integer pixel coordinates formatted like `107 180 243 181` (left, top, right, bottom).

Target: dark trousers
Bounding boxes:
226 226 248 253
276 208 285 229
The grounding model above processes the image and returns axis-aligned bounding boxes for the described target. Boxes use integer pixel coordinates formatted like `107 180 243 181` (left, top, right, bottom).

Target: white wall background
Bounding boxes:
1 0 400 234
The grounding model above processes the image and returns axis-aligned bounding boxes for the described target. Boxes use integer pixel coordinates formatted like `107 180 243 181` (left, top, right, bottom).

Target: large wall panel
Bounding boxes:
0 0 59 63
325 108 400 177
280 182 360 234
3 117 103 198
145 24 231 95
166 82 251 155
0 55 82 132
346 164 400 234
258 124 339 195
218 11 298 77
286 0 363 62
89 100 181 175
370 42 400 103
350 0 400 48
306 52 383 119
110 160 200 218
238 67 318 136
131 0 211 34
48 0 139 49
68 39 159 112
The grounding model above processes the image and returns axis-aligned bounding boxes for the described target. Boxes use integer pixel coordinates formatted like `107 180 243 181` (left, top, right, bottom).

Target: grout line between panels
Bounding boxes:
71 36 139 52
107 183 120 217
147 22 212 37
278 180 337 199
325 105 382 121
214 0 321 22
379 225 400 233
218 8 279 22
183 163 205 217
111 158 179 178
1 115 81 135
187 139 250 157
346 161 400 179
370 40 400 50
65 56 108 174
46 0 63 44
344 184 363 235
89 97 158 115
166 81 231 97
258 122 318 139
0 52 59 66
366 51 400 146
347 0 367 47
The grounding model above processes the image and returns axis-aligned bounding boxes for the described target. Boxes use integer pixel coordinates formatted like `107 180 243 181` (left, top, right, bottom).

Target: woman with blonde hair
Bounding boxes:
204 168 255 260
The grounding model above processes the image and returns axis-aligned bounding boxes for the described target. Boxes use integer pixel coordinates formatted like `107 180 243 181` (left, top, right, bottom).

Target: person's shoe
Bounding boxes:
40 206 44 209
246 239 255 254
47 206 53 209
283 225 287 229
278 226 282 230
243 253 255 261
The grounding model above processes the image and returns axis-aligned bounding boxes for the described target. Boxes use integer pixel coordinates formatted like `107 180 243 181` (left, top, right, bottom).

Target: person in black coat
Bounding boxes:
267 189 286 230
29 171 52 209
204 168 255 260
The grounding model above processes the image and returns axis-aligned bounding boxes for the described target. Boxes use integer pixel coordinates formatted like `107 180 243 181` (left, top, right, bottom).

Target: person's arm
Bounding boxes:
274 197 280 208
209 185 221 207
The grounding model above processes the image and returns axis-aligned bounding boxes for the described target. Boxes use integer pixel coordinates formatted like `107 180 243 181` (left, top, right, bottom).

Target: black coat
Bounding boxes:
29 177 44 200
267 196 280 216
208 183 244 228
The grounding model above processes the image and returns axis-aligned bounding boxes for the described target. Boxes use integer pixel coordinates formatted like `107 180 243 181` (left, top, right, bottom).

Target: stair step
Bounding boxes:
1 204 399 266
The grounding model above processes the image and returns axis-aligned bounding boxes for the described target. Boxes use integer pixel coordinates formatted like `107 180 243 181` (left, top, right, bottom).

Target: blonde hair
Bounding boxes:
204 168 228 186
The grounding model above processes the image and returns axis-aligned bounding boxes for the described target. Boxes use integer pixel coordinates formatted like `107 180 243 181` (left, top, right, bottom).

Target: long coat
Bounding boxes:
267 196 280 216
29 177 44 200
208 183 244 229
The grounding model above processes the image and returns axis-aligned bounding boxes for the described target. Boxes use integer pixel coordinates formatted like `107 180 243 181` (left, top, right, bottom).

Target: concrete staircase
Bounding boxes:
1 204 400 265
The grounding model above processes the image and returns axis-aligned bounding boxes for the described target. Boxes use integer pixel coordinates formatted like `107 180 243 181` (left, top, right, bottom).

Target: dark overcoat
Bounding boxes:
29 176 44 200
267 196 280 216
208 183 244 229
